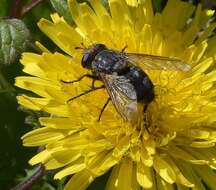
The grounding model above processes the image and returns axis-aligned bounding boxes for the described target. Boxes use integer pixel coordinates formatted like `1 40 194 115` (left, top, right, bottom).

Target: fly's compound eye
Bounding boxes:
81 53 92 69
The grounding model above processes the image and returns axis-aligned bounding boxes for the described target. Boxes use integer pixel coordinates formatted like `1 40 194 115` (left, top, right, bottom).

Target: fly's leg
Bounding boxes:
91 72 101 88
75 42 86 50
143 105 150 134
61 74 98 84
67 85 105 103
98 98 111 121
91 78 96 89
121 45 128 53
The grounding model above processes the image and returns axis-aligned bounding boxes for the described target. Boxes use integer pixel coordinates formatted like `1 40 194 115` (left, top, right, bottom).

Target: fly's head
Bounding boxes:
81 44 106 69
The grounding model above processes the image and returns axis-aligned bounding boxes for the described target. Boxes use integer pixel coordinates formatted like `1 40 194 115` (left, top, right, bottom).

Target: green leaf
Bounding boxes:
0 71 14 93
50 0 73 24
57 178 67 190
0 18 32 66
0 0 13 17
0 92 36 189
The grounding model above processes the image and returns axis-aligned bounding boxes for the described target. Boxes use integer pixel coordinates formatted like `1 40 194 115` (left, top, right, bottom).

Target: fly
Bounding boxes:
62 43 190 125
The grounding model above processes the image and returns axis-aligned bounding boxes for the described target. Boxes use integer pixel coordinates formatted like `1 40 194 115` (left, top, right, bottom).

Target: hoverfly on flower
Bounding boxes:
62 43 190 126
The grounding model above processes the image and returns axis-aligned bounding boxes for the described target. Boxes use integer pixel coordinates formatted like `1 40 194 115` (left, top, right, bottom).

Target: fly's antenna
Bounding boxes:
75 42 86 50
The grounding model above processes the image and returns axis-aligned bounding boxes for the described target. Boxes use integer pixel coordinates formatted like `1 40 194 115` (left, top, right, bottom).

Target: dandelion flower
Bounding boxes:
16 0 216 189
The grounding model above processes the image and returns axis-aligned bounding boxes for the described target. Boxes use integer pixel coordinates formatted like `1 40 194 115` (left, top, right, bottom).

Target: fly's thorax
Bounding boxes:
92 50 128 74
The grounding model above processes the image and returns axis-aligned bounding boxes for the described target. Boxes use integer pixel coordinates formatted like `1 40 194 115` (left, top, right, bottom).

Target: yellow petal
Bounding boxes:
20 53 46 79
112 135 130 158
22 127 67 146
136 161 153 188
64 170 94 190
29 150 50 165
17 95 47 110
38 18 82 56
54 158 86 179
39 117 84 130
153 156 176 184
87 151 119 176
35 41 50 53
155 175 175 190
193 165 216 190
167 145 206 165
105 165 120 190
165 156 194 187
51 149 81 164
116 158 133 190
16 76 59 98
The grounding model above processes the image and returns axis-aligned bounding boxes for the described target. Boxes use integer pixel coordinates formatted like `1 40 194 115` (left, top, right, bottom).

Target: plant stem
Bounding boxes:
21 0 46 17
10 0 23 18
10 164 45 190
10 0 46 18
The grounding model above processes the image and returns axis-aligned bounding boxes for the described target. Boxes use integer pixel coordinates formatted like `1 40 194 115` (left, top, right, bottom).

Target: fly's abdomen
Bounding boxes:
125 66 155 104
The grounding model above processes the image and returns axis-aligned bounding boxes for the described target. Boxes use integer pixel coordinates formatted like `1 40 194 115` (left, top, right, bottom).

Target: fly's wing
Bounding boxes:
125 53 191 72
100 73 143 124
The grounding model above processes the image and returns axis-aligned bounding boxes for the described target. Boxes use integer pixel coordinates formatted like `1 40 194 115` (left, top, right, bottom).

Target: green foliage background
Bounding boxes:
0 0 214 190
